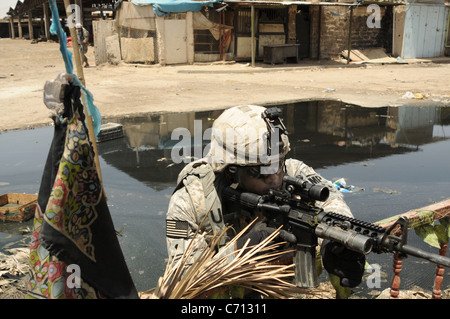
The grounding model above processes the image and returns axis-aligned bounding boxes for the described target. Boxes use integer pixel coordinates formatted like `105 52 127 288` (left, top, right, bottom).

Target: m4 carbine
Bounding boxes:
222 175 450 288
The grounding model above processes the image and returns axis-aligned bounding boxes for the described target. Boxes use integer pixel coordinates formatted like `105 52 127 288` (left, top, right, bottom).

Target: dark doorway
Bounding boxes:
296 5 310 59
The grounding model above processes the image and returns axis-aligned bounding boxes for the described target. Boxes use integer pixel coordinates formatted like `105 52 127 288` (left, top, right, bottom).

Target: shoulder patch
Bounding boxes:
166 219 189 238
306 174 323 185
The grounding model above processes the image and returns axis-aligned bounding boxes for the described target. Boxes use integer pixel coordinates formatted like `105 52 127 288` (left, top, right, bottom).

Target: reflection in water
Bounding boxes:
1 101 449 296
98 111 221 190
98 102 449 189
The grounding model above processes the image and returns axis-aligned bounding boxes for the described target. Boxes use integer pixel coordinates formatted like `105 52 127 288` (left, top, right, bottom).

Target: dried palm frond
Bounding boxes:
142 219 311 299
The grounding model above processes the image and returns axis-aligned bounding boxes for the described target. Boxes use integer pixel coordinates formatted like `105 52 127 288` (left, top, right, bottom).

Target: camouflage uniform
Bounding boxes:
76 24 89 67
165 105 352 264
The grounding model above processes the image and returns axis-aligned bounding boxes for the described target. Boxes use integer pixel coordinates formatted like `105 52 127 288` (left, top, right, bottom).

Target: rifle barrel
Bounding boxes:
399 244 450 268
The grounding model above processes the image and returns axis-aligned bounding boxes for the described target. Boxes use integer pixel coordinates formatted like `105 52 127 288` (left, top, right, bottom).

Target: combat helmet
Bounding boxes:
206 105 290 173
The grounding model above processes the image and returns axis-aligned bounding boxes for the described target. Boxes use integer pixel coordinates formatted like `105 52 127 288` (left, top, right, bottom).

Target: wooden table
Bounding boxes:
263 44 300 64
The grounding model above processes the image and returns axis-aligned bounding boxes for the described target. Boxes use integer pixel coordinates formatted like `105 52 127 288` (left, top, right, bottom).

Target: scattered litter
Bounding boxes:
325 88 336 92
360 162 375 167
402 91 414 99
413 93 428 100
18 227 31 235
373 187 400 195
0 193 38 222
402 92 428 100
332 178 363 193
2 248 29 275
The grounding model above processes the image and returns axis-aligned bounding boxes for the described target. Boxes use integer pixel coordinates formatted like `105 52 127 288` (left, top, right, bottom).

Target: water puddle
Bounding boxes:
1 100 449 297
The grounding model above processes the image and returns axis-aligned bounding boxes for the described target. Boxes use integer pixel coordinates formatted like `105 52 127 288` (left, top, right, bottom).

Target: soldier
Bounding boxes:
165 105 365 296
75 23 89 67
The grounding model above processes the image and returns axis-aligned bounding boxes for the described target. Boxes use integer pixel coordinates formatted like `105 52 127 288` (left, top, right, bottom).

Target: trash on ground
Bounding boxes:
0 193 37 222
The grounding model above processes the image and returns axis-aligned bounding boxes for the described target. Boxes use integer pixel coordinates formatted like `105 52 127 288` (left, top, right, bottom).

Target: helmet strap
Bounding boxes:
225 165 240 184
262 107 288 156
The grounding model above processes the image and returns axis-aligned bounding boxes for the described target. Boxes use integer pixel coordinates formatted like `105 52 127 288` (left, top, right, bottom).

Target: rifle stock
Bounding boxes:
222 177 450 289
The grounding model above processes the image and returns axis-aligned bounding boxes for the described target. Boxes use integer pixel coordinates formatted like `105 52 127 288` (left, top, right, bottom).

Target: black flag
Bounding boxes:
29 82 138 299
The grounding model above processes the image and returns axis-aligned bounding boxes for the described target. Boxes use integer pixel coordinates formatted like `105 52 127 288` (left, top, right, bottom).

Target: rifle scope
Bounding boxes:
283 176 329 202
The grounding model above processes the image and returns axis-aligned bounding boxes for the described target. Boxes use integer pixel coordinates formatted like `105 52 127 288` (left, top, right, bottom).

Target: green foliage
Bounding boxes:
414 217 450 248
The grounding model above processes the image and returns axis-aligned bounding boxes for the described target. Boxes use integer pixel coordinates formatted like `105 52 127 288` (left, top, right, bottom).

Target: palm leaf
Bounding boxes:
142 219 312 299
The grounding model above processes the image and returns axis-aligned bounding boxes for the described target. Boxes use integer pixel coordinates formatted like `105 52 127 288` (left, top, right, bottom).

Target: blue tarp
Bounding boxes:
130 0 220 17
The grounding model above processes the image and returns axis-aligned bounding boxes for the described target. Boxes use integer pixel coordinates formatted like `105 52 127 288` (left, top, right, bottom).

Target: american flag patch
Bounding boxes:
166 220 189 238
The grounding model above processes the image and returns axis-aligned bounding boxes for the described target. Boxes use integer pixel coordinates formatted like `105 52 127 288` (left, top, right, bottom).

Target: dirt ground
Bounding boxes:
1 38 450 132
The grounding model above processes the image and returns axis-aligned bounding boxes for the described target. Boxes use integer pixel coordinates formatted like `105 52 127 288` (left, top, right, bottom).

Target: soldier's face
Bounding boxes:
238 166 284 195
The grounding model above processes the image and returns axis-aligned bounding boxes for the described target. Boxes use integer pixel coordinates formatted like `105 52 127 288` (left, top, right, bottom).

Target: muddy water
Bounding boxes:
1 101 449 296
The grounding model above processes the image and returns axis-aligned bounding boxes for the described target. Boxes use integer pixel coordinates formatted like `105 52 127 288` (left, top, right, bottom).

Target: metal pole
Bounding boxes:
28 11 34 41
9 17 15 39
219 10 223 61
445 11 450 49
63 0 85 85
222 10 226 61
251 5 255 68
63 0 102 181
347 6 353 65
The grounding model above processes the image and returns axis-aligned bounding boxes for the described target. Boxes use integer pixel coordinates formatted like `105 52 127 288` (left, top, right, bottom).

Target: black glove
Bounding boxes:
236 222 297 251
321 240 365 288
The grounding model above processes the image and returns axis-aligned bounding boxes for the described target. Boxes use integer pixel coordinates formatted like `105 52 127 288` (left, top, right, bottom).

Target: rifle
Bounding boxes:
222 175 450 288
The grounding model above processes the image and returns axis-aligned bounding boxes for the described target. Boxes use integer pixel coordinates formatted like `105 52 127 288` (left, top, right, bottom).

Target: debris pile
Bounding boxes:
0 248 30 299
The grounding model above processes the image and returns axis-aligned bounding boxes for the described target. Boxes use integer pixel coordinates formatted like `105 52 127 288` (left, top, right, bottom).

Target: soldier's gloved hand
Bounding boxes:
236 222 296 251
320 240 365 288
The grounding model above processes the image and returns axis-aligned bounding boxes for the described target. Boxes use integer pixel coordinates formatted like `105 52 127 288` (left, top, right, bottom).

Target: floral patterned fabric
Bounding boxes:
44 117 100 262
28 83 138 299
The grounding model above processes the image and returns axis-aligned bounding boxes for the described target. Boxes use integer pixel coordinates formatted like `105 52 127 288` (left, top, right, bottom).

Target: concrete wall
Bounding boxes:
310 5 393 60
93 20 119 65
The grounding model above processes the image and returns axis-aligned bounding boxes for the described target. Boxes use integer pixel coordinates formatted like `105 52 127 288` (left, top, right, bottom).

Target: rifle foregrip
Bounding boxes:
315 223 374 255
